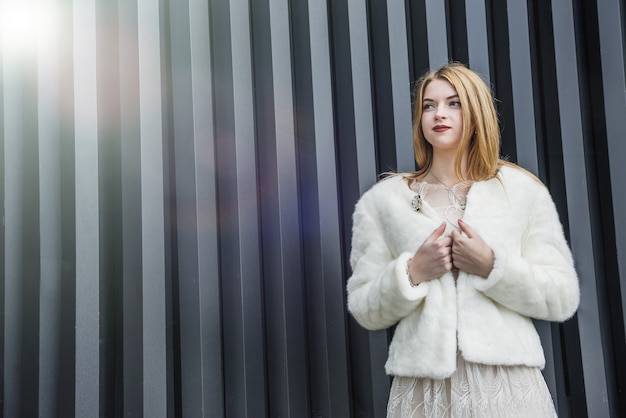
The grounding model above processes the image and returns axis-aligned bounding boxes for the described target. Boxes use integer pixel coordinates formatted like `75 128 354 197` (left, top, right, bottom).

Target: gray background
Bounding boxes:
1 0 624 416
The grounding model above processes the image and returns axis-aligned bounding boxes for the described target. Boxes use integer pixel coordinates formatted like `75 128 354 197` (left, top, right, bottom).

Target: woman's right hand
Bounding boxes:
407 222 453 285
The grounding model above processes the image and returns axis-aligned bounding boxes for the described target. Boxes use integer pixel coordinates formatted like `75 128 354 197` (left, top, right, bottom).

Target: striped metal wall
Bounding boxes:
1 0 625 416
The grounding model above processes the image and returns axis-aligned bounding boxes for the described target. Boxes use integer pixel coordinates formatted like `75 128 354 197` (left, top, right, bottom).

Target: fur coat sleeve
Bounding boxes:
346 166 580 378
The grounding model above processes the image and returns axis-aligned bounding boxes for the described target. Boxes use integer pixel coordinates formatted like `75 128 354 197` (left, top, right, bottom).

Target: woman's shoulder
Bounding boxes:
365 173 410 194
497 163 546 191
494 164 557 214
355 173 411 209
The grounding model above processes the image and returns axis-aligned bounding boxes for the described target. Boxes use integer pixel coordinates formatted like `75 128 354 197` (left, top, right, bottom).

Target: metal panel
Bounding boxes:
507 0 539 175
265 0 309 415
169 0 204 415
307 1 351 415
137 0 168 414
73 0 101 415
192 0 223 411
597 0 626 339
37 18 62 415
465 0 490 79
217 0 267 415
348 0 377 193
188 0 224 410
232 0 266 412
425 0 449 66
347 1 389 416
118 0 144 415
3 37 25 418
387 0 414 172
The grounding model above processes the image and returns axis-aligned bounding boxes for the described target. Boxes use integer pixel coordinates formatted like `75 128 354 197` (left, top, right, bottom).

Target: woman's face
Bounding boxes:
420 78 464 154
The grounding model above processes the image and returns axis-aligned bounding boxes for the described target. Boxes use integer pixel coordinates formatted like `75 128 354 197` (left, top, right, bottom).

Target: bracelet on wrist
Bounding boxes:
406 258 419 287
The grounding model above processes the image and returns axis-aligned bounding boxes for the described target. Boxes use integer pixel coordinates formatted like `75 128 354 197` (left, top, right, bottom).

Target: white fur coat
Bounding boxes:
347 165 580 379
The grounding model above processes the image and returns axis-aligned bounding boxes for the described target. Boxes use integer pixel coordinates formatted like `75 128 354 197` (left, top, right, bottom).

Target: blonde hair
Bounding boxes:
410 62 506 182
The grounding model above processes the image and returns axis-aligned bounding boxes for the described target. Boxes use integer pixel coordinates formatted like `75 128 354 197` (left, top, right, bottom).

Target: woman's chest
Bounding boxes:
376 185 528 257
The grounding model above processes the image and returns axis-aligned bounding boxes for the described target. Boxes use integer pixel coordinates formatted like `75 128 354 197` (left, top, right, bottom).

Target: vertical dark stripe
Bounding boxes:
407 0 431 81
211 0 244 414
96 0 122 414
118 0 143 415
488 0 517 163
21 67 40 415
255 0 288 414
57 1 78 413
120 68 143 416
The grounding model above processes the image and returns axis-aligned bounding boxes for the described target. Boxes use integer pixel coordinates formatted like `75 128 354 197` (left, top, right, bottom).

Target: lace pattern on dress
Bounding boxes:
386 355 558 418
410 181 470 234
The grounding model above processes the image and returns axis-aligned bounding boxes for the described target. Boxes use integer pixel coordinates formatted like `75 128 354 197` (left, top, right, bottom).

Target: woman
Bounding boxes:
346 63 579 417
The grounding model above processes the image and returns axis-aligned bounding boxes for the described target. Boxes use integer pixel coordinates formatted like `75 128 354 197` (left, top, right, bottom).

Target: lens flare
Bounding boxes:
1 2 58 56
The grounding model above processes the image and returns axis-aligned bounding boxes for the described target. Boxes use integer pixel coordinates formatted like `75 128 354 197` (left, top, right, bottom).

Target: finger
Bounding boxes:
439 236 452 248
450 230 466 247
457 219 474 238
426 222 447 243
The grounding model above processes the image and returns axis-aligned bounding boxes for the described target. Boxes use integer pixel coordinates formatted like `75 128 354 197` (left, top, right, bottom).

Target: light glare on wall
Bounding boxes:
1 2 58 56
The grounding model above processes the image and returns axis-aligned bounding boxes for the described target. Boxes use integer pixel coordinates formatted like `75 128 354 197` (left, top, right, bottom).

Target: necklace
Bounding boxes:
428 171 470 210
429 171 456 190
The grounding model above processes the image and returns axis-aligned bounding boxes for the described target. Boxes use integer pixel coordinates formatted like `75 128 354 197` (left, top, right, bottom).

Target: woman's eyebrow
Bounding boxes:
422 94 459 102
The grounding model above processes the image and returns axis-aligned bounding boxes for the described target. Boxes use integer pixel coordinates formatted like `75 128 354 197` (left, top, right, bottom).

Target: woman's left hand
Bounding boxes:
450 219 494 278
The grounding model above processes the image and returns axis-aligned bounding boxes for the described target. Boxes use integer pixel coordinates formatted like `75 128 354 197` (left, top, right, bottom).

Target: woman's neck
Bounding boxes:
428 155 468 186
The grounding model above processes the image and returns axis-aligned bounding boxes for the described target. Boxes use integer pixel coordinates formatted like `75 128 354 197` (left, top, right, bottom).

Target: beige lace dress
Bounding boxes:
386 181 558 418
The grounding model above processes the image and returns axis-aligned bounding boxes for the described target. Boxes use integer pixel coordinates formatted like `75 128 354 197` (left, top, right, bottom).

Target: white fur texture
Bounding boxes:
347 165 580 379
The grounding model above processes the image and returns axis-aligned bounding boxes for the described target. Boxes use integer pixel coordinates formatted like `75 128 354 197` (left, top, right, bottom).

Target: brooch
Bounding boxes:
411 194 422 211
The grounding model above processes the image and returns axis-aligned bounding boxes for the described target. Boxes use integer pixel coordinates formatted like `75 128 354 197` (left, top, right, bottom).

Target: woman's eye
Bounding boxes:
422 103 434 110
449 101 461 107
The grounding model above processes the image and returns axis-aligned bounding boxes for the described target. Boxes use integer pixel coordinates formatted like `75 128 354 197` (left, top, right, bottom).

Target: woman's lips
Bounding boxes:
433 125 450 132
